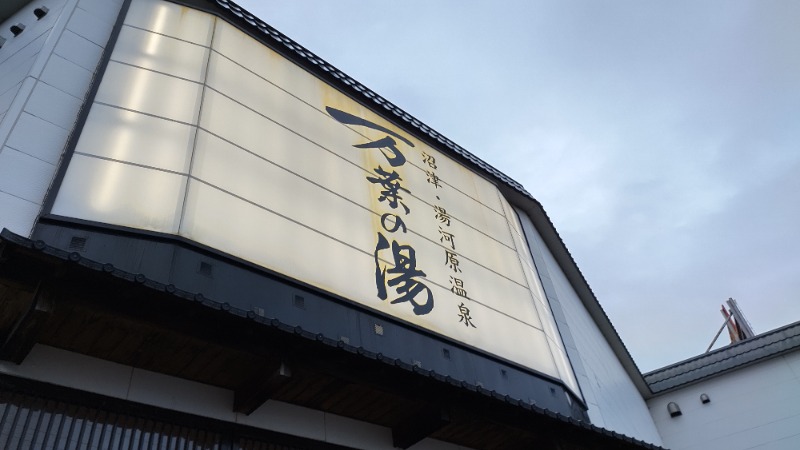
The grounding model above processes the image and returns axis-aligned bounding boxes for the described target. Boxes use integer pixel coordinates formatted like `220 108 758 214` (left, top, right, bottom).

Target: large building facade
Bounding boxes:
1 0 766 448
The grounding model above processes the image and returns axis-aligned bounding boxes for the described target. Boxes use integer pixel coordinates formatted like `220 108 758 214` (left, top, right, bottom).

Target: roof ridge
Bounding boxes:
645 319 800 379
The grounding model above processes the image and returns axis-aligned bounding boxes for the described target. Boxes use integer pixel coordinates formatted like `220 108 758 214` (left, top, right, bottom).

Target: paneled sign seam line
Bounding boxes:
92 101 195 127
177 15 218 234
108 58 205 85
192 119 519 260
72 151 187 176
503 208 549 312
188 173 532 297
72 100 524 289
205 50 510 220
0 187 40 205
121 23 210 49
196 86 513 250
200 84 513 248
3 142 59 166
187 157 526 290
186 175 541 329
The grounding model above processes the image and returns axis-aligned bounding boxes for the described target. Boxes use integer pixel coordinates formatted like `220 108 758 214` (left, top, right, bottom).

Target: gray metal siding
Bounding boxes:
0 390 223 450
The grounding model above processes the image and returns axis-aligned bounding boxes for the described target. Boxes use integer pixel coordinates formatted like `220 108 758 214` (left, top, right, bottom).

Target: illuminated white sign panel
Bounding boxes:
51 0 578 394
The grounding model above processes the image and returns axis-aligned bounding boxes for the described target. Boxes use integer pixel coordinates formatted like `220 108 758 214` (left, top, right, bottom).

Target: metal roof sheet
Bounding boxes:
644 320 800 394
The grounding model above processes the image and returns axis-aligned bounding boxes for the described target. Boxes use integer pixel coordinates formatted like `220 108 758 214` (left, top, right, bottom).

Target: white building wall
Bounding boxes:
518 212 664 445
0 0 123 237
0 344 472 450
647 351 800 450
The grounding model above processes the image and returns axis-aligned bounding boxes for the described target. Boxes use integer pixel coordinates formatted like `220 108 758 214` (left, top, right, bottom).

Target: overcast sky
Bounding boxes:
235 0 800 372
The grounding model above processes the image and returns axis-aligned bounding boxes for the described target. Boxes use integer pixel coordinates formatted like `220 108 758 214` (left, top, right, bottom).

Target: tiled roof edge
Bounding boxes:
644 320 800 392
0 228 666 449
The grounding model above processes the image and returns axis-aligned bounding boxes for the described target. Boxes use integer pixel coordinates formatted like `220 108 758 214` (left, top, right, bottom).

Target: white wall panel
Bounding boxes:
0 344 133 399
0 0 123 237
27 0 79 78
53 30 103 71
525 221 664 444
211 19 326 112
39 53 93 99
0 6 58 68
648 352 800 450
0 46 39 94
24 80 83 129
75 104 195 173
94 61 203 124
0 146 55 203
786 347 800 377
196 87 529 290
65 5 116 46
200 71 365 172
197 95 372 210
124 0 214 45
201 56 524 282
0 191 40 236
77 0 124 23
209 24 509 219
506 205 581 394
178 178 376 296
0 76 35 127
51 154 187 233
128 368 237 422
5 113 70 164
111 25 210 82
189 129 377 252
0 80 24 115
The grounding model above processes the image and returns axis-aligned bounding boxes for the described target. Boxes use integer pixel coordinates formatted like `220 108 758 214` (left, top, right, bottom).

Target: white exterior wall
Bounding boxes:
648 351 800 450
520 215 664 445
0 0 123 237
0 344 472 450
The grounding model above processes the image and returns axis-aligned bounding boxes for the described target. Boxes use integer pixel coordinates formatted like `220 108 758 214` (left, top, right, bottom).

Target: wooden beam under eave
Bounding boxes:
233 360 293 415
392 404 450 449
0 282 55 364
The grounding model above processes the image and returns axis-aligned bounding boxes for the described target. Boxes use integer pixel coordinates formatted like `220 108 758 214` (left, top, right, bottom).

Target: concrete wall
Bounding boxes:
648 351 800 450
0 344 472 450
0 0 122 237
517 210 664 446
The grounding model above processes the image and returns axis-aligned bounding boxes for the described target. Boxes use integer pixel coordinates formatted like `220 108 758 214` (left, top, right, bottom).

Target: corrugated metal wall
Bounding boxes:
0 390 305 450
0 391 221 450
